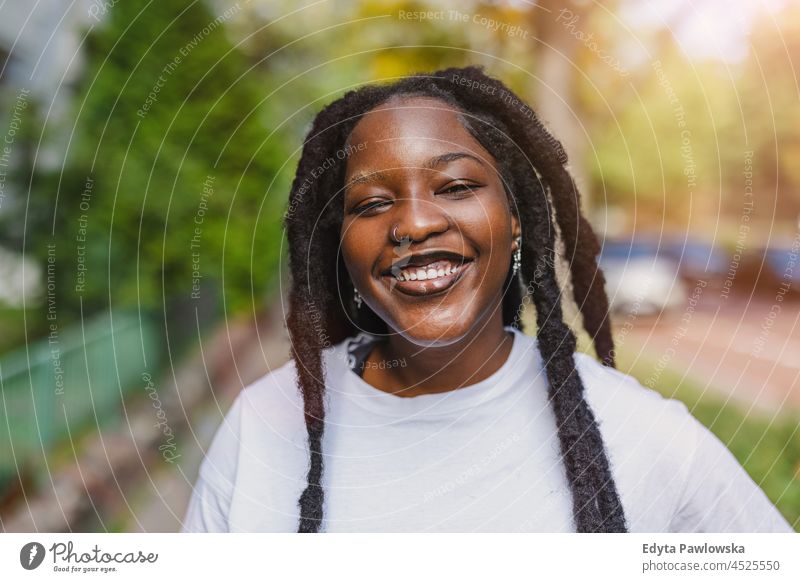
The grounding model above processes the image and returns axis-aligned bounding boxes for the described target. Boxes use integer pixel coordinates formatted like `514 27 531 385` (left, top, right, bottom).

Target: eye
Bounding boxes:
353 199 391 215
439 182 481 196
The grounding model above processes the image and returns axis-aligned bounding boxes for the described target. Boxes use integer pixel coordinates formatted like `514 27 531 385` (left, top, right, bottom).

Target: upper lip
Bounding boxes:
381 250 473 275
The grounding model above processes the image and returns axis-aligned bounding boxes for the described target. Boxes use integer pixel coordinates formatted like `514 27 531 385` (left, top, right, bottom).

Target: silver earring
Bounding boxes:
353 288 363 309
512 237 521 277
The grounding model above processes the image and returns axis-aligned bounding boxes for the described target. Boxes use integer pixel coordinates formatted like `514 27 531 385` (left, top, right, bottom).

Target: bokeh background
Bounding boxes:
0 0 799 532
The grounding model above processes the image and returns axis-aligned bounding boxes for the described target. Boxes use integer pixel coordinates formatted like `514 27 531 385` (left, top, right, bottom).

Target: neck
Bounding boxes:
364 307 513 397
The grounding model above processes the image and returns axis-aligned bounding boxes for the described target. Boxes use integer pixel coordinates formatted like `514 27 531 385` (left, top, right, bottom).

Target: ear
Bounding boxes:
511 213 521 250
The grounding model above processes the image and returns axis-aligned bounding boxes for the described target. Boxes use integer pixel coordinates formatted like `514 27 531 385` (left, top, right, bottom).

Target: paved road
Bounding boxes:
615 295 800 416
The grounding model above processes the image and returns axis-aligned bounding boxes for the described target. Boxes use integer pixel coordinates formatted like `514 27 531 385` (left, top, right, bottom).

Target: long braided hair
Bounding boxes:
283 65 626 533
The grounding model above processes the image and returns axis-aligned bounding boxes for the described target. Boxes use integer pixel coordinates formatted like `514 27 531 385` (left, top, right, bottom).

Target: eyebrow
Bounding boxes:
343 151 487 193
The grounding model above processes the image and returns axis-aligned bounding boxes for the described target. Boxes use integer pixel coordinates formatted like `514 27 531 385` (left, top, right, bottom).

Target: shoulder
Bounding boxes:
184 338 353 532
571 352 699 530
571 350 697 456
195 336 351 484
238 356 301 426
575 353 699 454
571 352 793 532
572 351 694 432
571 351 699 470
235 337 353 438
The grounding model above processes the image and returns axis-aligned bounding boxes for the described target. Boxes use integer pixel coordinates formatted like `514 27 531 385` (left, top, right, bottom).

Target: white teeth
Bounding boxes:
393 261 465 282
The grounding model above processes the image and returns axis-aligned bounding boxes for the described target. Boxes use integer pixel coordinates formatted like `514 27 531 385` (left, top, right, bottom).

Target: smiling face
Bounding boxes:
340 95 521 346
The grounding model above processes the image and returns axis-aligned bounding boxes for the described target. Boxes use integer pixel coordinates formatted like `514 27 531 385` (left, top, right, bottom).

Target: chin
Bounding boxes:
384 309 480 347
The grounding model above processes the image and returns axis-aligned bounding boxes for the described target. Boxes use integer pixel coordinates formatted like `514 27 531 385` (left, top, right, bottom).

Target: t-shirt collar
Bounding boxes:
324 326 538 418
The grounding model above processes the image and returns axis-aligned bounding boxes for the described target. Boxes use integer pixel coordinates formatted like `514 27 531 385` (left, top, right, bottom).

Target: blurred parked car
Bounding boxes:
766 246 800 290
729 245 800 300
662 239 730 284
599 239 688 316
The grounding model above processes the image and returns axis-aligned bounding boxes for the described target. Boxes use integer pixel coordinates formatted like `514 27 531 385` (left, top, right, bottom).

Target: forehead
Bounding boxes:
349 95 466 138
344 96 490 170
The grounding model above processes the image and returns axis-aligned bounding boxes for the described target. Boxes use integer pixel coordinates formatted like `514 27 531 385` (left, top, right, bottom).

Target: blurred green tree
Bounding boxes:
25 0 290 328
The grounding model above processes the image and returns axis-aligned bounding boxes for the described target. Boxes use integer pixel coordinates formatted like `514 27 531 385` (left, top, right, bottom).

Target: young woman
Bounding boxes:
182 65 793 533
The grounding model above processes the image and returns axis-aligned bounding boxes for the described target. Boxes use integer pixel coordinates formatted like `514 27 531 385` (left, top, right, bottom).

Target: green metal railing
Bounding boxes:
0 310 163 486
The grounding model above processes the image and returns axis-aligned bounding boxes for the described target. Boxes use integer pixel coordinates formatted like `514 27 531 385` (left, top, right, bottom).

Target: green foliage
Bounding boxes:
585 20 800 230
27 0 290 322
0 306 45 355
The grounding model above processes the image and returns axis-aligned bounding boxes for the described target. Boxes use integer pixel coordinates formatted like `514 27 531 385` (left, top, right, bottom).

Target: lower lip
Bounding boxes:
382 262 473 297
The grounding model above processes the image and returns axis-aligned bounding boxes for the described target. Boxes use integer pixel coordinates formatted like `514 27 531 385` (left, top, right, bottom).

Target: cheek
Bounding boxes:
460 201 514 260
340 221 379 282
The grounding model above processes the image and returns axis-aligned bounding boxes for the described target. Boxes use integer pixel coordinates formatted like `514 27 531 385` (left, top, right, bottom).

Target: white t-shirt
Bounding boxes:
181 326 793 533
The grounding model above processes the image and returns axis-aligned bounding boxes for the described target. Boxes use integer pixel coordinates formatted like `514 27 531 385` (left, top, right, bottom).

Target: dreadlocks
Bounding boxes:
283 65 627 533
